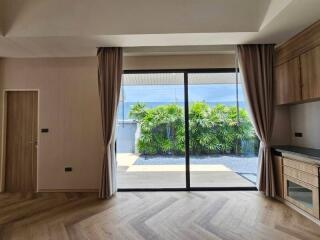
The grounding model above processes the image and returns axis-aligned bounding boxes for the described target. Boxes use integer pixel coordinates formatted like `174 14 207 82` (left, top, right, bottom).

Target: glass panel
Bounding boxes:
188 72 259 187
287 180 313 209
116 73 185 188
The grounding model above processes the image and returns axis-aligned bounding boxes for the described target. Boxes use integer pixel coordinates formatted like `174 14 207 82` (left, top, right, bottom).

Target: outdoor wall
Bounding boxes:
116 121 137 153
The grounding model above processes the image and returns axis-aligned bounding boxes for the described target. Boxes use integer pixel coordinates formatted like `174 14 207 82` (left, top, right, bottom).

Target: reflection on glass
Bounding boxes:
287 180 313 209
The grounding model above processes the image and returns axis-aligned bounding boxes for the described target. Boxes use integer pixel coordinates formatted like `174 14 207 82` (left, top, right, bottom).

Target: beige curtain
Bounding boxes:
97 47 123 199
237 45 275 197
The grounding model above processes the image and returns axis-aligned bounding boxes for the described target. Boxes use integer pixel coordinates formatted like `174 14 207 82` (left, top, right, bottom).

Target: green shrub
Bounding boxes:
129 102 258 155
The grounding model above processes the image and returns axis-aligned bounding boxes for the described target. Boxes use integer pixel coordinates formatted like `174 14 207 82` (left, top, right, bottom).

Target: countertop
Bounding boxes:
272 145 320 163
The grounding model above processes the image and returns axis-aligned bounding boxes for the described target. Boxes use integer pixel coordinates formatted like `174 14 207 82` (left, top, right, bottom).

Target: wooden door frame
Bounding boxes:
0 89 40 192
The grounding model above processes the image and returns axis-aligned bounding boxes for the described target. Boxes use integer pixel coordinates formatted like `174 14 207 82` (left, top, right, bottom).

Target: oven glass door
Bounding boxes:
287 180 313 210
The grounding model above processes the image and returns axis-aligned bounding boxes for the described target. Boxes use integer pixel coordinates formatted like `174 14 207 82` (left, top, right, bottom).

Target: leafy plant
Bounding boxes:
129 102 258 156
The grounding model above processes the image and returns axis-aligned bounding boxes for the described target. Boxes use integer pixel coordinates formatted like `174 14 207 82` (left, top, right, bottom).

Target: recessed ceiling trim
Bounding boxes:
123 45 235 56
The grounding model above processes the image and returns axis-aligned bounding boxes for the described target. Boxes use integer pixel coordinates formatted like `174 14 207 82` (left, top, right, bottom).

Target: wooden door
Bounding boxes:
300 45 320 100
5 91 38 192
274 57 301 105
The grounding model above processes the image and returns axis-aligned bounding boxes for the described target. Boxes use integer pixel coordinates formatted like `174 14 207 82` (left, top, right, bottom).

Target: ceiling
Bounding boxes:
0 0 319 57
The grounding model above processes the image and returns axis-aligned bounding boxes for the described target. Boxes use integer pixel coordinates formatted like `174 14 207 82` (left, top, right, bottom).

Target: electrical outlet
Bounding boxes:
65 167 72 172
41 128 49 133
295 132 303 137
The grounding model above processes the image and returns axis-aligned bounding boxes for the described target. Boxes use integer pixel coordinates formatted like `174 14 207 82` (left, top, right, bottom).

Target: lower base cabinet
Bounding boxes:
276 156 320 220
284 174 319 218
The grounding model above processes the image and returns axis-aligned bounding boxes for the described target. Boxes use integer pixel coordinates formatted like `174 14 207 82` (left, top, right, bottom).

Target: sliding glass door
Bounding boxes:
116 70 258 190
188 72 258 188
116 72 186 189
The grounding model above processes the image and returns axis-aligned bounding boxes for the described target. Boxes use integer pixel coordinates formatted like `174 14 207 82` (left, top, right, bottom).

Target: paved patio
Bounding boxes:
117 154 258 189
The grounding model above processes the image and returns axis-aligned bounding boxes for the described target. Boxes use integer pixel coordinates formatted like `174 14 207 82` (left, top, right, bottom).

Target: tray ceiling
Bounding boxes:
0 0 319 57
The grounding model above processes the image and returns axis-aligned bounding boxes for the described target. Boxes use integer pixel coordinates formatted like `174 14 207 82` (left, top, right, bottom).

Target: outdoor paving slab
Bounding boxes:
117 154 257 189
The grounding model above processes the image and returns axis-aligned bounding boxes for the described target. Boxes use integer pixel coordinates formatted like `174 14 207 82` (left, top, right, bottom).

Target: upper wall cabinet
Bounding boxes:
300 45 320 100
275 57 301 105
274 20 320 105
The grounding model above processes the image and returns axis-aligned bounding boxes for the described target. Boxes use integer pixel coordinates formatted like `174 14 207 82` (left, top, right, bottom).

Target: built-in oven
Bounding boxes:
284 174 319 218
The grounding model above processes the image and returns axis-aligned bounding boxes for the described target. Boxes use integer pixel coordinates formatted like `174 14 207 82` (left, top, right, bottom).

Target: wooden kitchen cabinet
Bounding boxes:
274 20 320 105
300 45 320 100
272 155 284 198
282 156 320 219
274 57 302 105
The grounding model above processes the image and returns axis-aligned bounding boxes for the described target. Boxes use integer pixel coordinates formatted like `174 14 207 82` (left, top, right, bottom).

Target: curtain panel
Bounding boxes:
97 47 123 199
237 44 276 197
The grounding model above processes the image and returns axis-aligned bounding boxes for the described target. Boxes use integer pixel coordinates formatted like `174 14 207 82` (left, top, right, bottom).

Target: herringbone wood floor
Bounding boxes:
0 191 320 240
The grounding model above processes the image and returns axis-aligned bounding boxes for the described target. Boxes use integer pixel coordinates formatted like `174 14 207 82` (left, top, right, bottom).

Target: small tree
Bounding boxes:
129 102 147 120
129 102 257 156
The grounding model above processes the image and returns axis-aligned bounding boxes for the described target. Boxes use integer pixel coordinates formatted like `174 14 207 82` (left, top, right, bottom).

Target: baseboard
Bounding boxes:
38 189 99 193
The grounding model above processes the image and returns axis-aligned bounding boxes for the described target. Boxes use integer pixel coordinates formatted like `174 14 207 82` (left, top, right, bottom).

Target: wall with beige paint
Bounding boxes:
123 54 235 70
0 57 103 191
0 54 291 191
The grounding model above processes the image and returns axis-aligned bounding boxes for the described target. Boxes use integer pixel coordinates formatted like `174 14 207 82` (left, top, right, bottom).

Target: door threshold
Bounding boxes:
117 187 258 192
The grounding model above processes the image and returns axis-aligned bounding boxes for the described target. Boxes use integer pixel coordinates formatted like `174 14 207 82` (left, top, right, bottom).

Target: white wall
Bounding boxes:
290 101 320 149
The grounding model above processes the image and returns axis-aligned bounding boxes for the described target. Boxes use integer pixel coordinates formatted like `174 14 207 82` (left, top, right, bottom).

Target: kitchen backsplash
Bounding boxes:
290 101 320 149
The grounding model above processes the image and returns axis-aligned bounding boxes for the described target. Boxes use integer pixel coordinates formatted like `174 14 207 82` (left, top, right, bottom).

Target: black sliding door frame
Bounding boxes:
117 68 257 192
